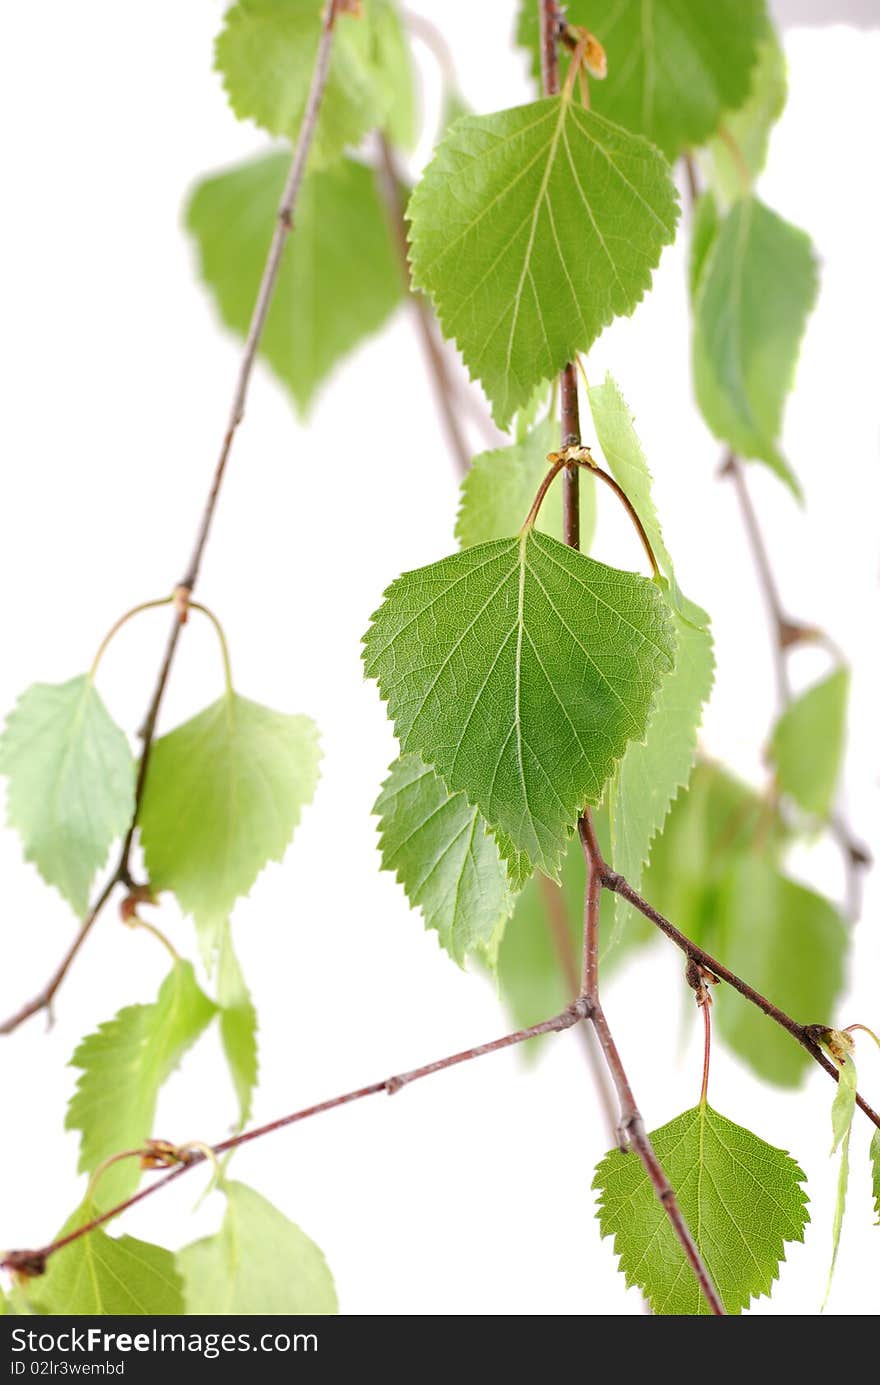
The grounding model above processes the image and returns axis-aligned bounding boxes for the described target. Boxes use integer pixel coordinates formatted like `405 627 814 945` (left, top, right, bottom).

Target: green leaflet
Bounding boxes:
713 858 847 1087
870 1129 880 1223
689 191 721 299
179 1181 337 1315
138 693 321 957
215 0 413 168
217 921 259 1128
363 531 676 879
186 152 403 415
643 759 787 930
594 1103 809 1314
701 28 787 203
824 1052 858 1308
516 0 766 161
607 612 715 948
769 667 850 819
455 415 596 551
0 676 134 915
66 963 217 1209
371 0 418 150
374 754 515 967
408 95 678 427
29 1203 183 1315
692 196 818 495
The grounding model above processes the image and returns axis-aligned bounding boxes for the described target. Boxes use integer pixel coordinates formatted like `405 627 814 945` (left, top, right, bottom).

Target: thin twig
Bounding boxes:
720 450 870 913
1 1003 589 1274
376 136 471 476
0 0 344 1037
604 869 880 1132
0 877 117 1036
538 876 620 1142
720 451 793 706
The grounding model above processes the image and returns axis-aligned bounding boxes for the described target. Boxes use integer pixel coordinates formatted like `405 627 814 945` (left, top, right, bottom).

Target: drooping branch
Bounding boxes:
538 0 723 1315
0 0 345 1037
602 867 880 1131
4 830 878 1275
1 1002 589 1275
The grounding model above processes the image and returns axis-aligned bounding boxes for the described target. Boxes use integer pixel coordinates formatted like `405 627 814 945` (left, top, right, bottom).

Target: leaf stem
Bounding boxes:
0 0 344 1036
124 915 180 965
88 598 174 682
586 462 662 579
189 601 234 697
520 457 567 531
700 999 712 1107
85 1150 147 1206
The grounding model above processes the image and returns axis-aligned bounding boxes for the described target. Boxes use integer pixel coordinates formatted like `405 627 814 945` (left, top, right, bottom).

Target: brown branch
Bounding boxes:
1 1002 589 1274
539 0 723 1313
7 837 879 1274
0 0 345 1038
538 876 620 1142
603 869 880 1132
720 451 794 707
376 136 471 477
0 877 116 1036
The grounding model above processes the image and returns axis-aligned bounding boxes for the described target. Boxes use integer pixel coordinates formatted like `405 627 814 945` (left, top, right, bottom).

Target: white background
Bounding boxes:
0 2 878 1316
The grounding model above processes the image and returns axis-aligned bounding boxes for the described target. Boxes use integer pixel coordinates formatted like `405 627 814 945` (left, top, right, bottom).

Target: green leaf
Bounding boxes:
30 1203 183 1315
689 190 721 299
712 858 847 1087
138 694 321 956
215 0 404 168
824 1052 858 1308
363 530 676 878
372 0 418 149
374 753 515 966
643 759 787 931
66 963 217 1209
0 676 134 915
187 152 403 415
218 921 259 1128
692 196 818 495
594 1103 809 1314
408 95 678 427
179 1181 337 1315
607 612 715 948
870 1129 880 1224
517 0 766 161
702 29 787 202
830 1051 858 1154
455 415 595 550
769 667 849 819
587 371 707 625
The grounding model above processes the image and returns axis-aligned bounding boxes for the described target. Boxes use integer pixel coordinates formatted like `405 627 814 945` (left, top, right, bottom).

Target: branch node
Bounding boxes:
384 1075 405 1096
173 584 191 624
1 1248 47 1279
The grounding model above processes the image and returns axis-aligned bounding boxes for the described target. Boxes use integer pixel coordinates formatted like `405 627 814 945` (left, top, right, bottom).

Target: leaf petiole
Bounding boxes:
88 597 175 682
